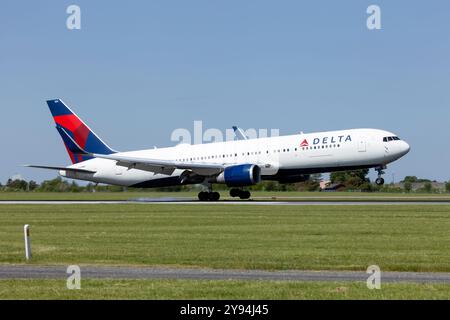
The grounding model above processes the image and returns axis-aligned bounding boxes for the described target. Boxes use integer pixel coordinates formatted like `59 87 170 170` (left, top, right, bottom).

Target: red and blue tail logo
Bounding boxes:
47 99 116 164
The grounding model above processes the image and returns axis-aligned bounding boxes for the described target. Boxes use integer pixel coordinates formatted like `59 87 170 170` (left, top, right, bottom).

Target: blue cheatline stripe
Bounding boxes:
130 176 182 188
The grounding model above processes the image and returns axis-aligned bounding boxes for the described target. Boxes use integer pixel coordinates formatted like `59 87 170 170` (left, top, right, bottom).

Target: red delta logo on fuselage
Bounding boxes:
300 139 309 147
300 134 352 147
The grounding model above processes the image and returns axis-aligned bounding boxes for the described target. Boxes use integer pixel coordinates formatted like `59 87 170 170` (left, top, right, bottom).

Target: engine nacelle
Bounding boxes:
216 164 261 187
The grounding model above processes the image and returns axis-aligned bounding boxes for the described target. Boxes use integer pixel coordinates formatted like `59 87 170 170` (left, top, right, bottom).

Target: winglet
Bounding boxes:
232 126 248 140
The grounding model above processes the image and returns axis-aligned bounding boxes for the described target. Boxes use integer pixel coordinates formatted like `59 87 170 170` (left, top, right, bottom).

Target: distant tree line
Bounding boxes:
328 172 450 193
0 176 322 193
2 177 81 192
1 174 449 193
329 169 373 191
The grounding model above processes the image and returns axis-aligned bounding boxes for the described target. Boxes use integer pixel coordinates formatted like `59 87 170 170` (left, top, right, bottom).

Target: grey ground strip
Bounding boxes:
1 265 450 283
1 200 450 205
0 201 126 205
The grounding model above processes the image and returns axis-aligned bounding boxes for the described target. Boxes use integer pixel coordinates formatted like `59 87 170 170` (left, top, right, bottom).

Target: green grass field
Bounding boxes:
1 279 449 299
1 203 449 299
1 191 450 201
1 204 449 271
0 192 196 201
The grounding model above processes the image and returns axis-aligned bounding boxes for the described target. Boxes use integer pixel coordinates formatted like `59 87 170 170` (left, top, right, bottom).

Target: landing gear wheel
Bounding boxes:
209 192 220 201
198 191 209 201
198 191 220 201
375 166 386 186
229 188 240 197
229 188 251 200
239 190 251 200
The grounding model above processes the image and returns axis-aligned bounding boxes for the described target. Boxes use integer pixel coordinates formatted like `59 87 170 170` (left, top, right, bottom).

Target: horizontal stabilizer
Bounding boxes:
25 165 96 174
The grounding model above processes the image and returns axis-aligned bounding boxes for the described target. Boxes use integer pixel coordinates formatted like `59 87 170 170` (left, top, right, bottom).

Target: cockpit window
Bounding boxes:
383 136 401 142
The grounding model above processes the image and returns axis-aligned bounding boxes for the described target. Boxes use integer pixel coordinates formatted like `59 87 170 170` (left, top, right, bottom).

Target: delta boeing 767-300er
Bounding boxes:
27 99 410 201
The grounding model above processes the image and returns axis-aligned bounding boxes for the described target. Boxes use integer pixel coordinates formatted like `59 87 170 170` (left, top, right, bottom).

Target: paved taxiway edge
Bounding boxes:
1 265 450 283
1 200 450 205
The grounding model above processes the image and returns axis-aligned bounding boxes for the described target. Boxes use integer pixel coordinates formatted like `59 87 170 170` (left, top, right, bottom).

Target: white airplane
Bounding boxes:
28 99 410 201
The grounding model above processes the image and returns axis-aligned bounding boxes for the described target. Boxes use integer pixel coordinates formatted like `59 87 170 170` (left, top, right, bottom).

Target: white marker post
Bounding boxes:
24 224 31 260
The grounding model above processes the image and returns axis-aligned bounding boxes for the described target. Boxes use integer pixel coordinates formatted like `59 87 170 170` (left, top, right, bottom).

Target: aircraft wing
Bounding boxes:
92 153 225 176
25 165 96 174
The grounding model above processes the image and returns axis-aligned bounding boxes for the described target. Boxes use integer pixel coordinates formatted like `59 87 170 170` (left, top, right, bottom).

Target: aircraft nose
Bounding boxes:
400 141 410 155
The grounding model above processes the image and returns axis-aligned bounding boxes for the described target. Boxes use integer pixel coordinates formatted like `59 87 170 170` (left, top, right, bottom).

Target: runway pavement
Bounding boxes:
0 200 128 205
1 199 450 205
1 265 450 283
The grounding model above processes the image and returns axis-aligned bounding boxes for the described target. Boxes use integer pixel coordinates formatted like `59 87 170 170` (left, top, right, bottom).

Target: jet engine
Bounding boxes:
215 164 261 187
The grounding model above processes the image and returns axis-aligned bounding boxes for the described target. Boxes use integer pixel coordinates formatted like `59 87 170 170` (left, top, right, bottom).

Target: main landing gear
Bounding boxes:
198 191 220 201
229 188 251 200
197 185 251 201
375 166 386 186
198 183 220 201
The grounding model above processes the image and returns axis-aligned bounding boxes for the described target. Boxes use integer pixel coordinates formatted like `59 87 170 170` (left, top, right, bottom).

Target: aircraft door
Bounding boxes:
358 139 366 152
115 165 123 176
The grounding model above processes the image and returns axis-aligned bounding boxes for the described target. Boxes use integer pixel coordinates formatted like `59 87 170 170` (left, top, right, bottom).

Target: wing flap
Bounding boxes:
115 161 176 175
93 153 224 176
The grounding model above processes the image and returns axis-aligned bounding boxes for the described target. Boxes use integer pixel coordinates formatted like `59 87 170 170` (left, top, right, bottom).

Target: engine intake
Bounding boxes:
216 164 261 187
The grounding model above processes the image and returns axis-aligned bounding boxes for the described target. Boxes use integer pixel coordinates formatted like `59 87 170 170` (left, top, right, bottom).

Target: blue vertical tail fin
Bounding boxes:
46 99 117 164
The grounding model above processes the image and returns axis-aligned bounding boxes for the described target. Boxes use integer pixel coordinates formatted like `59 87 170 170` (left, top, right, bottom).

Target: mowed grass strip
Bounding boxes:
0 204 449 272
1 191 450 201
0 279 449 300
0 192 196 201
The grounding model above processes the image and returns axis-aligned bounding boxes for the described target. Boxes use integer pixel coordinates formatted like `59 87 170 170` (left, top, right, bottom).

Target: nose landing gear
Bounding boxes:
229 188 251 200
375 166 386 185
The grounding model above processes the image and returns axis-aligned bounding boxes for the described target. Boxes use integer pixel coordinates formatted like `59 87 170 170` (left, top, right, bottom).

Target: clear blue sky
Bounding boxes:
1 1 449 184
